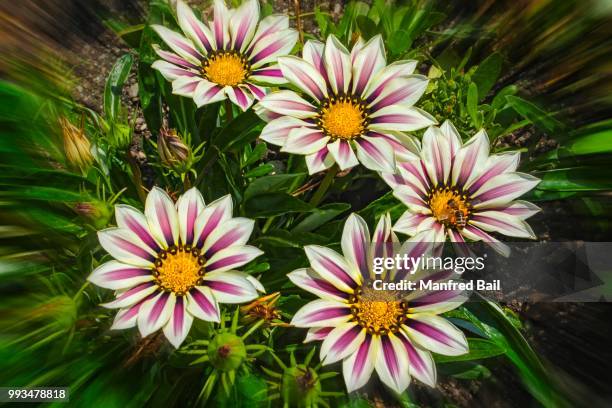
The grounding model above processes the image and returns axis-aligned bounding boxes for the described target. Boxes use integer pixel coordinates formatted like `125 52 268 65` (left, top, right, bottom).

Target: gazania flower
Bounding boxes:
289 213 468 393
151 0 298 111
255 34 435 174
88 187 264 348
382 121 541 255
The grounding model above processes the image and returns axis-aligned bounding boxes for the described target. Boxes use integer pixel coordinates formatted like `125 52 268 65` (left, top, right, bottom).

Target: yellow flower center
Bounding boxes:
350 286 407 335
203 52 248 86
428 187 470 229
319 97 367 140
154 246 204 295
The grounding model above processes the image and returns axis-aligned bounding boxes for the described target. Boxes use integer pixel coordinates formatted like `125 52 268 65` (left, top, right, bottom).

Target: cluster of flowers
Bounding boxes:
88 0 540 395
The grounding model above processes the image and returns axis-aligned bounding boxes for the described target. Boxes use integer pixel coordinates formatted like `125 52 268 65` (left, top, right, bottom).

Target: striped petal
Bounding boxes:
320 322 366 365
152 60 198 81
115 204 160 253
249 14 289 49
351 35 386 95
422 125 451 185
460 225 511 257
405 314 468 356
163 296 194 348
97 228 156 267
393 185 430 214
101 282 158 309
258 90 318 119
229 0 259 52
226 85 255 111
212 0 230 49
110 299 150 330
176 187 206 246
291 299 352 327
354 135 395 172
304 327 333 343
341 213 370 277
246 83 267 100
259 116 311 146
202 217 255 258
88 261 153 290
399 333 437 387
204 245 263 274
145 187 179 249
393 212 434 236
372 131 420 162
440 120 462 158
305 146 335 174
151 25 202 64
288 268 349 302
302 40 328 84
250 65 287 85
327 139 359 171
193 194 233 248
343 334 379 392
493 200 541 220
187 285 220 322
369 75 429 112
153 45 200 70
467 151 521 193
138 291 176 338
363 60 418 102
470 210 536 239
304 245 361 292
193 79 226 106
281 127 329 155
176 0 215 52
202 270 258 304
375 334 411 394
324 35 351 95
472 172 540 209
278 56 328 101
451 129 490 186
173 76 203 98
249 29 298 68
369 105 436 132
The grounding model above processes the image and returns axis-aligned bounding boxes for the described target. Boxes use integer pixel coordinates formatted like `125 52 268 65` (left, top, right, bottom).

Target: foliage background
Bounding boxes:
1 0 612 406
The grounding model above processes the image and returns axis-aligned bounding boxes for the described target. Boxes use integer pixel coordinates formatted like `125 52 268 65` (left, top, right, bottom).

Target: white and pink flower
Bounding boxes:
89 187 264 348
151 0 298 111
255 34 435 174
289 213 468 393
383 121 541 255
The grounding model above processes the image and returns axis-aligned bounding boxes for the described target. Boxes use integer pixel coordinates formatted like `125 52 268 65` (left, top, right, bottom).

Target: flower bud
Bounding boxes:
282 365 321 406
59 116 93 170
158 127 190 172
207 332 246 372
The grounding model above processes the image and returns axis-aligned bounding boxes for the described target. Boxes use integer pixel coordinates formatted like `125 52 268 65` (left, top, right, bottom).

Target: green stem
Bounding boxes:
309 164 338 207
262 216 275 234
225 99 233 123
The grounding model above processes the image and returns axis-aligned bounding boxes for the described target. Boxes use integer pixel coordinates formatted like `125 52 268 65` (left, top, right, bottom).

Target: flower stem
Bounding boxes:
225 99 233 123
293 0 304 44
309 164 339 207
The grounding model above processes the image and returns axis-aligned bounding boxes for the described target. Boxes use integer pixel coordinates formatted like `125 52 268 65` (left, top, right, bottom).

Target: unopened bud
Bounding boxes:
282 365 321 406
59 116 93 170
207 332 246 372
158 127 190 172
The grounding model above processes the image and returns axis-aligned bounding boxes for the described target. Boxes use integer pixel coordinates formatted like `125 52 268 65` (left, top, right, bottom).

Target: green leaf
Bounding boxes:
491 84 518 111
243 164 274 178
472 53 502 100
530 167 612 197
244 173 306 200
356 15 378 39
292 203 351 233
244 193 312 218
467 82 480 127
435 338 505 363
388 29 412 55
242 142 267 168
103 54 133 121
215 109 262 152
506 95 563 133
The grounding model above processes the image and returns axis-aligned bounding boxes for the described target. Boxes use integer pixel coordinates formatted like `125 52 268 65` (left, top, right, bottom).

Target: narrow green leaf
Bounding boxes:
472 53 502 100
506 95 563 133
292 203 351 233
244 173 306 200
244 193 312 217
103 54 133 121
467 82 479 127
